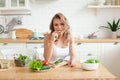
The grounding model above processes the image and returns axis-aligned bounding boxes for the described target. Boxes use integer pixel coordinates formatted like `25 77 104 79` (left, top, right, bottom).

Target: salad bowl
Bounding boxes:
81 58 100 70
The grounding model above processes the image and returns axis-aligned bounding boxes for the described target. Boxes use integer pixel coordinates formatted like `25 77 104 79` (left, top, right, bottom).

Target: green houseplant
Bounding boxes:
100 18 120 32
100 18 120 38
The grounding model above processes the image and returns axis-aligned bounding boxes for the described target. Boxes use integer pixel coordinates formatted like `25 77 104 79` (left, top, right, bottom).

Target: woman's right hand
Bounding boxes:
51 31 58 42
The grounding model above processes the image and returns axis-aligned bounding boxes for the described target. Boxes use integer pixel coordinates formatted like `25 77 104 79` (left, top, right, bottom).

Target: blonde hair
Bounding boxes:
49 13 71 45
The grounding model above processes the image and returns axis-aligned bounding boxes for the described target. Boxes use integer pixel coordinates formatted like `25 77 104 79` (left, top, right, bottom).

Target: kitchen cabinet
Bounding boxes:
0 42 26 49
26 43 44 60
0 0 31 15
0 42 26 59
26 43 44 49
101 43 120 79
75 43 102 60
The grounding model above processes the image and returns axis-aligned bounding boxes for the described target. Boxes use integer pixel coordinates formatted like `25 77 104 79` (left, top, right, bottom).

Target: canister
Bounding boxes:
11 31 16 39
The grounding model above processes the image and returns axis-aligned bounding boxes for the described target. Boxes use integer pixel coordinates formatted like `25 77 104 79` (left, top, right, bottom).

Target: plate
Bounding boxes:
0 25 4 34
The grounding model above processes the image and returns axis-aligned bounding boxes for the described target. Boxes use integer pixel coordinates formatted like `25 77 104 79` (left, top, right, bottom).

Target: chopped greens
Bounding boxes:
54 59 63 65
15 54 29 67
29 60 43 70
28 59 50 71
84 58 100 64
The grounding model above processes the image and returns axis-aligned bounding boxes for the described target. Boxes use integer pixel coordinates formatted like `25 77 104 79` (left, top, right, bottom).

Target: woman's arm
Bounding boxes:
43 34 54 62
69 35 76 67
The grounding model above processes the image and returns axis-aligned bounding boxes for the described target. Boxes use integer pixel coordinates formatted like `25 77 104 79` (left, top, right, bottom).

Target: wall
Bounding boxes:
22 0 120 38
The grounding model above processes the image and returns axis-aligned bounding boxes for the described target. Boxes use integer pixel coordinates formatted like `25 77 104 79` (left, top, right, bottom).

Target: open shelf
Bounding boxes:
88 5 120 8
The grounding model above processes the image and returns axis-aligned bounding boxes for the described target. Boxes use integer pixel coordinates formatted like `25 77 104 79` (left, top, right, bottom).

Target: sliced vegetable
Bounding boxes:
41 65 51 70
54 59 63 65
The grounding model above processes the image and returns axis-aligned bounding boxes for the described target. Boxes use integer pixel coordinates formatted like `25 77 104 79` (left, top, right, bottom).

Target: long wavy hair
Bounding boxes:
49 13 71 45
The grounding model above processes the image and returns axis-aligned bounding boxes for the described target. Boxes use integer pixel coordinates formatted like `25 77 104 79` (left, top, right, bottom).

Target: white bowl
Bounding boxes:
81 62 99 70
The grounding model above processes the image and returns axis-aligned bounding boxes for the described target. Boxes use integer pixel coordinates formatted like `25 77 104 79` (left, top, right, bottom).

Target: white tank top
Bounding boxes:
51 44 69 60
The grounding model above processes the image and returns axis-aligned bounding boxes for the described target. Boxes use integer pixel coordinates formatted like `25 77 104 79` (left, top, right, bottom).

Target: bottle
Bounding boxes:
11 31 16 39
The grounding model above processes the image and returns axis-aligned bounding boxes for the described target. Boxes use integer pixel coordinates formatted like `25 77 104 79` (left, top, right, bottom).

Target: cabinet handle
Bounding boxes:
77 43 81 45
114 42 118 45
3 43 7 45
87 53 92 56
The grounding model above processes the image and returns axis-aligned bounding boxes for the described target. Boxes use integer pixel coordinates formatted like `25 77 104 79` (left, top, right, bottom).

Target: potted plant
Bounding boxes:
14 54 29 67
100 18 120 38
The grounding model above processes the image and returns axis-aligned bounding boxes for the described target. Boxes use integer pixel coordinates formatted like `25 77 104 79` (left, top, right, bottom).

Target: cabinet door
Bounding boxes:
26 43 44 60
75 43 102 60
0 0 31 15
102 43 120 79
11 0 17 7
11 0 26 8
0 0 7 8
0 43 26 59
0 43 26 49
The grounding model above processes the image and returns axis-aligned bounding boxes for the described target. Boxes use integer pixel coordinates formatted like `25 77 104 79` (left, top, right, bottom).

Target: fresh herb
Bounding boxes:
84 58 100 64
15 54 29 67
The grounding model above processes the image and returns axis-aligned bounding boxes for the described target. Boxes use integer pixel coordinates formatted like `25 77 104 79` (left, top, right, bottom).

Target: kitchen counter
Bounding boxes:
0 38 120 43
0 61 117 80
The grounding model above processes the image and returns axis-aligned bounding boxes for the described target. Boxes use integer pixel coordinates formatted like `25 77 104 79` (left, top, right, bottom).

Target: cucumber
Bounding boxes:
55 59 63 65
41 65 50 70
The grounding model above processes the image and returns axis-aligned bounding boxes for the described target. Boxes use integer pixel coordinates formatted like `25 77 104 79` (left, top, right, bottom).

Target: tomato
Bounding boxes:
43 60 48 66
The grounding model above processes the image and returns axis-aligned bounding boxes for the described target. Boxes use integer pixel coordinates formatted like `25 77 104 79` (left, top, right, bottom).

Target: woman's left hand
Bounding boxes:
67 59 77 67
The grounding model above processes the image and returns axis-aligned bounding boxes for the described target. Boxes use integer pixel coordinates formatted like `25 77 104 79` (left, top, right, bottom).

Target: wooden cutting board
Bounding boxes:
13 28 32 39
49 60 68 68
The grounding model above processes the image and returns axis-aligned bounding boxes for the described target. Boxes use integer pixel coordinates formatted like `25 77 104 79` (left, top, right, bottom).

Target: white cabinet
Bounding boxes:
102 43 120 79
0 0 6 8
75 43 102 60
26 43 44 49
0 42 26 59
0 0 31 15
26 43 44 60
0 42 26 49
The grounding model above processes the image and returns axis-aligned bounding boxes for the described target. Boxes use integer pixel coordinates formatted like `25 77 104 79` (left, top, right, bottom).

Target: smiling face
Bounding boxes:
53 18 65 34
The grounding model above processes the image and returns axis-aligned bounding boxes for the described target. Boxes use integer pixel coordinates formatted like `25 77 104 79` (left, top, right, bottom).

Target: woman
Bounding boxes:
44 13 76 67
